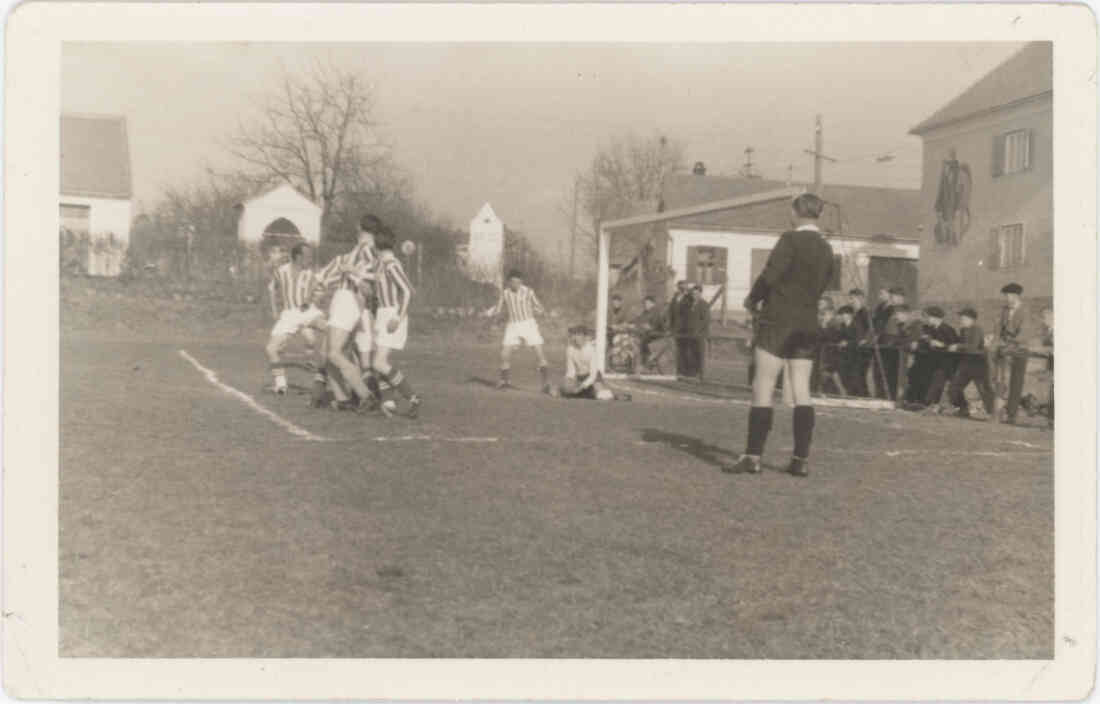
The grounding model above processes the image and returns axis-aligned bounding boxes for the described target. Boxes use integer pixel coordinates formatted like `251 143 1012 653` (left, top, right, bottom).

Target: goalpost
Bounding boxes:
594 186 896 410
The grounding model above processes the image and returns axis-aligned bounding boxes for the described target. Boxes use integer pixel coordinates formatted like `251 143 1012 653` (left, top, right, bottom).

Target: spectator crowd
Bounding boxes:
601 279 1053 427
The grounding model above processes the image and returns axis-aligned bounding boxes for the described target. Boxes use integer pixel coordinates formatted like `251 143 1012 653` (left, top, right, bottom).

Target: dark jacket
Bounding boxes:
917 321 959 353
747 227 835 331
872 302 894 339
956 324 986 353
693 296 711 338
634 307 667 338
668 293 682 333
677 293 697 335
852 307 872 343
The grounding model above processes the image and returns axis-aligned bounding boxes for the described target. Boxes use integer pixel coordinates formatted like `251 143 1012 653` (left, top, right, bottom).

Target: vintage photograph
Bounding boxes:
55 39 1059 661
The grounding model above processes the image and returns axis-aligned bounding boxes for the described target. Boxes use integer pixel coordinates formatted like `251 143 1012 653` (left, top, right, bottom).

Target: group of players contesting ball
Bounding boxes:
264 193 1046 478
264 213 621 423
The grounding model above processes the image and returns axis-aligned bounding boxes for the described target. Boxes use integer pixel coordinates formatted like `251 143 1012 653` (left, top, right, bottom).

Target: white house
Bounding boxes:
655 175 924 316
236 183 322 249
466 202 504 285
60 114 134 277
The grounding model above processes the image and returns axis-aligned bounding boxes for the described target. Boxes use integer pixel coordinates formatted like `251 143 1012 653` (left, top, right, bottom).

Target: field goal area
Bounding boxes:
594 186 895 410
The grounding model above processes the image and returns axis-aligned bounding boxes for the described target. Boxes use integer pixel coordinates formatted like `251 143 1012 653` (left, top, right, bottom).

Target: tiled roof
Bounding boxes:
910 42 1052 135
660 173 922 240
60 114 132 199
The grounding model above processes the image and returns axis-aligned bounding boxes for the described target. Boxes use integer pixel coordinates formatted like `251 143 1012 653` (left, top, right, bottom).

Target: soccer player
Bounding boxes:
559 326 616 400
371 226 422 418
315 216 381 410
487 270 551 393
265 242 324 395
723 193 835 478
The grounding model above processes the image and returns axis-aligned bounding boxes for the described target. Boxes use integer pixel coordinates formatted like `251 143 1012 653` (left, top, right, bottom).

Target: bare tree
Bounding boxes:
571 133 684 257
225 61 390 235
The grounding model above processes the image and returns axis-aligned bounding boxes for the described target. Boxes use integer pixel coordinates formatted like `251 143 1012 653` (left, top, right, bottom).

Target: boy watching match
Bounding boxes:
487 270 552 394
944 307 996 420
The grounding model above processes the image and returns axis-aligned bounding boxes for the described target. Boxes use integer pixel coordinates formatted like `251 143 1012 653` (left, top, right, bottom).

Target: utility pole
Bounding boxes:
803 114 837 194
569 175 579 280
740 146 759 179
786 163 794 187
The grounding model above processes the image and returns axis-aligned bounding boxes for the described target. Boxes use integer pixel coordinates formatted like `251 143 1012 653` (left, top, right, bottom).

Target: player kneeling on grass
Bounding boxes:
370 227 422 419
487 270 552 394
558 326 620 401
266 243 324 395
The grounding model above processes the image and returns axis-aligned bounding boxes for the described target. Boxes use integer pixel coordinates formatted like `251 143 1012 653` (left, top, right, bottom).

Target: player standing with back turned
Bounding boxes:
723 193 835 478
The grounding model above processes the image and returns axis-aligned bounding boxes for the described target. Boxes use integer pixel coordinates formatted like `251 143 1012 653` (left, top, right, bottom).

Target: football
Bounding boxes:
382 399 398 414
400 240 416 256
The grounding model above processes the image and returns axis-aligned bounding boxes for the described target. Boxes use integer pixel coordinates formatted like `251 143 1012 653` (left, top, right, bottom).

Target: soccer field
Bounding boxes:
60 331 1053 659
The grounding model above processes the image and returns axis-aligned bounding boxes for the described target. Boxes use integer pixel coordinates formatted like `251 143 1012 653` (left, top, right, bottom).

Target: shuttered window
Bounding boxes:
993 130 1033 177
987 224 1026 269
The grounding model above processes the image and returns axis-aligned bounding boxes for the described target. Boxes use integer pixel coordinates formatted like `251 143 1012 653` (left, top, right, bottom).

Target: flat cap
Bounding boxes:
1001 282 1023 295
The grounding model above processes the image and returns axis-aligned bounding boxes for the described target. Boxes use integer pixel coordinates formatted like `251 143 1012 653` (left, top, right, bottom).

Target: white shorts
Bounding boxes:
327 288 361 332
271 305 325 340
373 306 408 350
503 319 544 347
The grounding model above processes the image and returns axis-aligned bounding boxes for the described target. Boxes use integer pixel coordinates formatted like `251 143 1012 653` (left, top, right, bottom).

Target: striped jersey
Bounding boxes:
497 285 543 323
317 243 376 292
375 253 414 314
272 263 316 311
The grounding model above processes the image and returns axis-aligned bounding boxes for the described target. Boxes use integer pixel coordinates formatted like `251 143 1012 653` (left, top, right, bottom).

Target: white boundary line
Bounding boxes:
179 349 331 442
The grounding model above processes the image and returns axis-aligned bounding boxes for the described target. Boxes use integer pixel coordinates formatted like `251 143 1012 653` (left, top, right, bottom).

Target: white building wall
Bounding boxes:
669 227 920 313
467 206 504 285
237 185 322 245
60 194 133 277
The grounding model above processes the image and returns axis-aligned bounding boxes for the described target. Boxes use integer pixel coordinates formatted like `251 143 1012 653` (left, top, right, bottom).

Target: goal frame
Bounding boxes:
595 186 802 377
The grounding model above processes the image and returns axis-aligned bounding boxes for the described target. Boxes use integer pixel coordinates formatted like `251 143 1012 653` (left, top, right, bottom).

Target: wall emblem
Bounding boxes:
933 148 972 246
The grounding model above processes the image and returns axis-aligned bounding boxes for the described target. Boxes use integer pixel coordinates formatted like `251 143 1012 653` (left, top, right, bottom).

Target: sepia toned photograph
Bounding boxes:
4 3 1096 699
57 39 1057 660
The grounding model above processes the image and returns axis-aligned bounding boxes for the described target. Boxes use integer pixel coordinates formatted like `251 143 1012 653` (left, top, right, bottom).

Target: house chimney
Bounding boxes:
692 161 706 176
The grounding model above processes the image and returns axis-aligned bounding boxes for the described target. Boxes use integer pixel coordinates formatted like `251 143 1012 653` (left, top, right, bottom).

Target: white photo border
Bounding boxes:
4 3 1096 700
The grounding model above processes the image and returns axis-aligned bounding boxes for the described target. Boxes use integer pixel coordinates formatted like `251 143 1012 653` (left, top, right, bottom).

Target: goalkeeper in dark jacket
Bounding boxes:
723 193 835 478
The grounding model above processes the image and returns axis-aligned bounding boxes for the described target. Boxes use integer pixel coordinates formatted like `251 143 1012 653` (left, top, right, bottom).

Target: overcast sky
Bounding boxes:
62 42 1024 265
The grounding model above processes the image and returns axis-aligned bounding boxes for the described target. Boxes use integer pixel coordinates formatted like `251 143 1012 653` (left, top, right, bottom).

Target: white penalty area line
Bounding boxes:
178 349 331 442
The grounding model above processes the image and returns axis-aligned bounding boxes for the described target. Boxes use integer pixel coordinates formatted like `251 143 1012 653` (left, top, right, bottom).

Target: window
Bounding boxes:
993 129 1033 177
988 224 1026 269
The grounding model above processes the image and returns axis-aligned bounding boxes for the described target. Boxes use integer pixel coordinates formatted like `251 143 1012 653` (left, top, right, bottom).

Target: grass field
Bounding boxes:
60 316 1053 658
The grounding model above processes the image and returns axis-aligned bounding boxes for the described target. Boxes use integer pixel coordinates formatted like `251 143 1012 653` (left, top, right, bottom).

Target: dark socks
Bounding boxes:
384 369 414 400
793 405 815 459
538 364 549 384
500 367 511 382
364 371 381 399
746 406 773 456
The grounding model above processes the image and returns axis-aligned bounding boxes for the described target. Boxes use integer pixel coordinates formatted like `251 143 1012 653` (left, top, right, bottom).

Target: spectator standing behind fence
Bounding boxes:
1035 307 1053 426
904 306 959 410
691 283 711 378
943 307 996 420
846 289 872 396
669 280 690 376
676 283 700 378
994 283 1029 425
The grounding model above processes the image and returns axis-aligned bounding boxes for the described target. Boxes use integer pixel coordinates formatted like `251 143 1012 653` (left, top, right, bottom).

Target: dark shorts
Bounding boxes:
754 319 820 360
